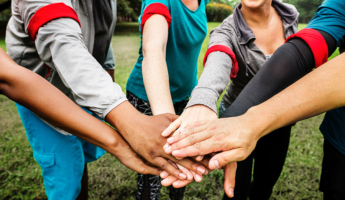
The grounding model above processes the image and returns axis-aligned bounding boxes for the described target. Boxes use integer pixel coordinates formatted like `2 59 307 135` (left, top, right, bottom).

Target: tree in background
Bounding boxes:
206 3 234 22
284 0 323 23
117 0 143 22
210 0 241 8
0 0 11 20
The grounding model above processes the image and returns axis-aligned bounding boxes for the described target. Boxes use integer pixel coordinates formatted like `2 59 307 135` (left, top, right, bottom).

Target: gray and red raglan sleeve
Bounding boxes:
186 21 238 114
17 0 126 120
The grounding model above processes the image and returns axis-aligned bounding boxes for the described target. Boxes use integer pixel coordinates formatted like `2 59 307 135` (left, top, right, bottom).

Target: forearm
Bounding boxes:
142 14 174 115
248 53 345 138
105 101 144 141
0 49 122 153
186 52 232 113
143 54 174 115
221 30 337 138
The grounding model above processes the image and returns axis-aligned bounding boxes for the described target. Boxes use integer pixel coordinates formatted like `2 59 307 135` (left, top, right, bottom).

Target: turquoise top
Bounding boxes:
307 0 345 155
126 0 208 103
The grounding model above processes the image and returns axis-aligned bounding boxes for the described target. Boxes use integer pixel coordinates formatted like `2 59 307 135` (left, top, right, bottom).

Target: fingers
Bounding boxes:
162 117 182 137
136 161 162 176
161 175 194 188
196 155 204 161
209 149 245 170
195 156 210 175
224 162 237 198
171 138 220 158
192 171 203 183
161 175 178 186
166 129 212 154
161 171 200 188
174 157 207 176
161 164 193 187
176 164 193 180
153 157 187 180
165 123 208 147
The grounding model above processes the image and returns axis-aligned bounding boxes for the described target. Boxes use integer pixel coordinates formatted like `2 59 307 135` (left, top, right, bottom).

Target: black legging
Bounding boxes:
222 30 336 200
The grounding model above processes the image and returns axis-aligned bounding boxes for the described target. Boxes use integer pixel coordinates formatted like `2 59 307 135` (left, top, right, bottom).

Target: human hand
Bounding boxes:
159 155 212 188
108 131 162 175
163 114 260 170
223 162 236 198
106 101 209 180
162 105 218 160
159 156 237 197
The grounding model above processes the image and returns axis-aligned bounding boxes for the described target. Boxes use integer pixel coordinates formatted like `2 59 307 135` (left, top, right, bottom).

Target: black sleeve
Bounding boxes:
220 30 337 118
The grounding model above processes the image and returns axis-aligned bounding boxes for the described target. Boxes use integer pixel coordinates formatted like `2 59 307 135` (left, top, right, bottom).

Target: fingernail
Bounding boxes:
197 166 206 175
163 143 169 149
210 160 219 169
160 171 169 178
179 173 187 179
195 174 202 182
167 137 175 143
173 180 180 187
165 146 171 152
172 150 179 156
229 188 234 197
161 178 169 185
162 130 167 136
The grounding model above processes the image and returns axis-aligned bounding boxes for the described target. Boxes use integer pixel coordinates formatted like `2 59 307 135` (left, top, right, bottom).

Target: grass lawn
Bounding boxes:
0 23 341 199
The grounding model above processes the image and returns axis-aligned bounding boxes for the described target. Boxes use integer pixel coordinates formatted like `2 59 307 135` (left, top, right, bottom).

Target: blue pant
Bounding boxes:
16 104 105 200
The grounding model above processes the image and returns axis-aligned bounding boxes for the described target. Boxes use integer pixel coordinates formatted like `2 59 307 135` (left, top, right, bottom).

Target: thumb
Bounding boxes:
167 113 180 122
162 117 182 137
223 162 237 198
137 162 162 176
209 149 243 170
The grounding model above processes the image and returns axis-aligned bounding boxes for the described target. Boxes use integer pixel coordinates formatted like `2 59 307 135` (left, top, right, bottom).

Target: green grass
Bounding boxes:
0 23 342 199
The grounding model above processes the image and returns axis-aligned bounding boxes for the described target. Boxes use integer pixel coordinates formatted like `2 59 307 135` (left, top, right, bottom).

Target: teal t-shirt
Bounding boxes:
126 0 208 103
306 0 345 155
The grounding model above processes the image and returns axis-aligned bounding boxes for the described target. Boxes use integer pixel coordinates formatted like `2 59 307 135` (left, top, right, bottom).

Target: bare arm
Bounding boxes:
142 14 174 115
0 47 159 175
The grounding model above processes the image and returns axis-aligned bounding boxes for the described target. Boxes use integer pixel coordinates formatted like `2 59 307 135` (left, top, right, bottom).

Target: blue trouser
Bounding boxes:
16 103 105 200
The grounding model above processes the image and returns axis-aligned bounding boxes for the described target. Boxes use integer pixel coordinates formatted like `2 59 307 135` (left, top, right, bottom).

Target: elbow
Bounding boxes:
142 44 165 59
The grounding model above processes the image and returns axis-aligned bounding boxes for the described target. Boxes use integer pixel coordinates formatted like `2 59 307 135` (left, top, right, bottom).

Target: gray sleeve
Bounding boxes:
103 45 115 70
186 23 234 113
35 18 126 119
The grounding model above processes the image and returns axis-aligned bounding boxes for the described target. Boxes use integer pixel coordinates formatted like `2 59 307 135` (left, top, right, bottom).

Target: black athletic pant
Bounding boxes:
221 30 337 200
223 125 292 200
320 139 345 200
127 91 187 200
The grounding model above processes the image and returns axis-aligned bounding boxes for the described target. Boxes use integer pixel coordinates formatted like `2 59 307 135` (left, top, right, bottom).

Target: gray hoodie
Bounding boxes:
186 0 299 113
6 0 125 122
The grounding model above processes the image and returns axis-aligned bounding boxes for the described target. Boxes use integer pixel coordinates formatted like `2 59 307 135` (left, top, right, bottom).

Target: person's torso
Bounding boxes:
126 0 208 103
221 1 299 107
5 0 117 101
320 107 345 155
309 0 345 155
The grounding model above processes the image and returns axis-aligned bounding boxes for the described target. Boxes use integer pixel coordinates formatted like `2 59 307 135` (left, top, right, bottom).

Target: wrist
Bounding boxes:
242 106 274 141
152 108 175 116
105 100 145 139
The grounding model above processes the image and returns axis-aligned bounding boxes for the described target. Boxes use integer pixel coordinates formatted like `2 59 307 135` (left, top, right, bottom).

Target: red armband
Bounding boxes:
140 3 172 33
27 3 81 40
203 45 239 79
285 28 328 68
